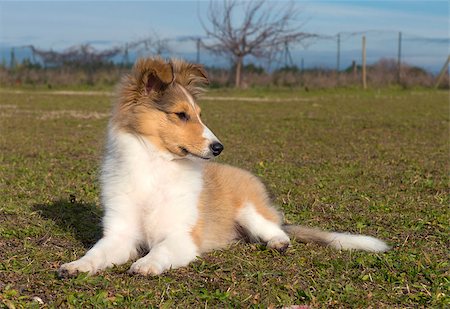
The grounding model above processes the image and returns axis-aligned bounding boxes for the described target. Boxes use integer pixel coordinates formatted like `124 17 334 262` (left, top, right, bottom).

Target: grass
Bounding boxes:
0 87 448 308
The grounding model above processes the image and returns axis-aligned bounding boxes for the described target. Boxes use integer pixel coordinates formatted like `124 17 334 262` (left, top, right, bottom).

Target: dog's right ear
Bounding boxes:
133 59 174 95
144 61 174 94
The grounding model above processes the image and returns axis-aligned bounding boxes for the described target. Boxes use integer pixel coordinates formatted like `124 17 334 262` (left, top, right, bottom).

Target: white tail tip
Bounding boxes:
328 233 390 252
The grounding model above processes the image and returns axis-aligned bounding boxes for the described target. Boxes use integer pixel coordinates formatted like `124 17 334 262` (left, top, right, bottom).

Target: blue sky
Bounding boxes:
0 1 448 72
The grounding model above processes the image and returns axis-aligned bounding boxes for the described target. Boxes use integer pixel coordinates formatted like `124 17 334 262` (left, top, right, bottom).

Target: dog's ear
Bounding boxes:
171 60 210 88
144 61 174 94
187 64 209 86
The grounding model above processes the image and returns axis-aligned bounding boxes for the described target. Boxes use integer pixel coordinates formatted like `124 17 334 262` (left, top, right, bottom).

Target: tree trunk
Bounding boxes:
235 56 243 88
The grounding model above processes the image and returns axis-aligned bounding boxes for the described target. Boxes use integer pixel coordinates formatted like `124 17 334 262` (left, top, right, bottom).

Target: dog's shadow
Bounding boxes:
33 199 103 248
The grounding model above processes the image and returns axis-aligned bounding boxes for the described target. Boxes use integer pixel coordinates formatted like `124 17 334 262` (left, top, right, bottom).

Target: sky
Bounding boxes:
0 0 448 72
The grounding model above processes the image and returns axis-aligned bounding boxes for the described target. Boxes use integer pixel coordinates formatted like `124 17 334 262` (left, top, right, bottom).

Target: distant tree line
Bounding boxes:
1 55 444 90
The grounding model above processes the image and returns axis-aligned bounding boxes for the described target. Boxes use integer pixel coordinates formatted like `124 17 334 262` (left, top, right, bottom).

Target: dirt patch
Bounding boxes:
0 89 113 96
0 89 314 102
202 96 315 102
0 104 18 109
38 110 110 120
0 108 110 120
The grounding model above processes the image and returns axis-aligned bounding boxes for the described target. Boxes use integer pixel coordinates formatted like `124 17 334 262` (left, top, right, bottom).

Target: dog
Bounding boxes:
58 57 389 277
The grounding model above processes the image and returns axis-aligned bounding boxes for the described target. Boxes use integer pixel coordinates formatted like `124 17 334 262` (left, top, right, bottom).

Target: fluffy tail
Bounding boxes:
282 225 389 252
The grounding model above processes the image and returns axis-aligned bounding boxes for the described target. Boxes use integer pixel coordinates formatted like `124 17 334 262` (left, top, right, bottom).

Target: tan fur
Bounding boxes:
282 225 331 245
192 163 282 253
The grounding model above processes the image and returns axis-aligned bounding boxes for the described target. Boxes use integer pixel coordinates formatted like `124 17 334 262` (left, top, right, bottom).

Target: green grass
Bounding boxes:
0 88 448 308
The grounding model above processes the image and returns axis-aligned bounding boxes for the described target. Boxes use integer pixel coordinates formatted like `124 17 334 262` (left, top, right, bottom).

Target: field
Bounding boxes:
0 87 448 308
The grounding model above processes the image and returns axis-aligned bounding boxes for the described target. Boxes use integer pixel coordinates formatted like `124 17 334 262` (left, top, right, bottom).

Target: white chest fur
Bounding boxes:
100 128 203 247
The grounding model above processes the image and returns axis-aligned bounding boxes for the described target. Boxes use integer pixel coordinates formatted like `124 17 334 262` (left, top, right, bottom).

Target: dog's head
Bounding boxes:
114 57 223 161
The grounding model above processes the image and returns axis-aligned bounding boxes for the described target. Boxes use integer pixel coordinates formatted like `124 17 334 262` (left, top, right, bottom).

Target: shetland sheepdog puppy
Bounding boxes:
58 57 389 277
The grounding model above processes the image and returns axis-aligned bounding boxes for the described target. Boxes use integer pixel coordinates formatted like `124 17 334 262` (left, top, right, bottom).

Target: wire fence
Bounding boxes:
171 30 449 74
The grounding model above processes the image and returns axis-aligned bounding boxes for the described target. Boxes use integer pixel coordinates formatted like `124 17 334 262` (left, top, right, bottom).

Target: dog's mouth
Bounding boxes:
180 147 211 160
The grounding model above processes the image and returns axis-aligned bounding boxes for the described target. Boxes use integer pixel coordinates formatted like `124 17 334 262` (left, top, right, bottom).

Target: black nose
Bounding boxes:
210 142 224 156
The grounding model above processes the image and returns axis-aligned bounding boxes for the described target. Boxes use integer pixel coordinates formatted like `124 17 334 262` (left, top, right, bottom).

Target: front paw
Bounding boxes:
267 235 291 253
58 259 96 278
128 258 164 276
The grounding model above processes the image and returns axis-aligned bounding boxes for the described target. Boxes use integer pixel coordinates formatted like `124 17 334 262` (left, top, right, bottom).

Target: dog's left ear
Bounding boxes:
144 61 174 94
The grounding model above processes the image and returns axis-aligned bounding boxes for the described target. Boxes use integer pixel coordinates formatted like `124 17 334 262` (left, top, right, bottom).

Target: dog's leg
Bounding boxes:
236 202 291 252
58 235 137 277
128 233 198 276
58 204 140 277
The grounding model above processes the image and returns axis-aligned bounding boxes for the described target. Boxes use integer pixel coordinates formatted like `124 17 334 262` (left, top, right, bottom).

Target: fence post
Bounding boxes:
397 31 402 84
123 43 130 67
196 38 201 63
434 55 450 89
336 33 341 72
352 60 357 80
300 57 304 85
362 35 367 89
10 48 16 69
336 33 341 85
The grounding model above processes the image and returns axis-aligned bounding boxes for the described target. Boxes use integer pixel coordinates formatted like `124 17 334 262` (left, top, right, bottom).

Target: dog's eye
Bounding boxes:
175 112 188 121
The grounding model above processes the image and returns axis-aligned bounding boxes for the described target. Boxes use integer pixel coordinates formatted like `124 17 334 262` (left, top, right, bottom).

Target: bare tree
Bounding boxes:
201 0 314 87
130 32 171 57
27 44 121 67
26 32 171 69
25 44 122 84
